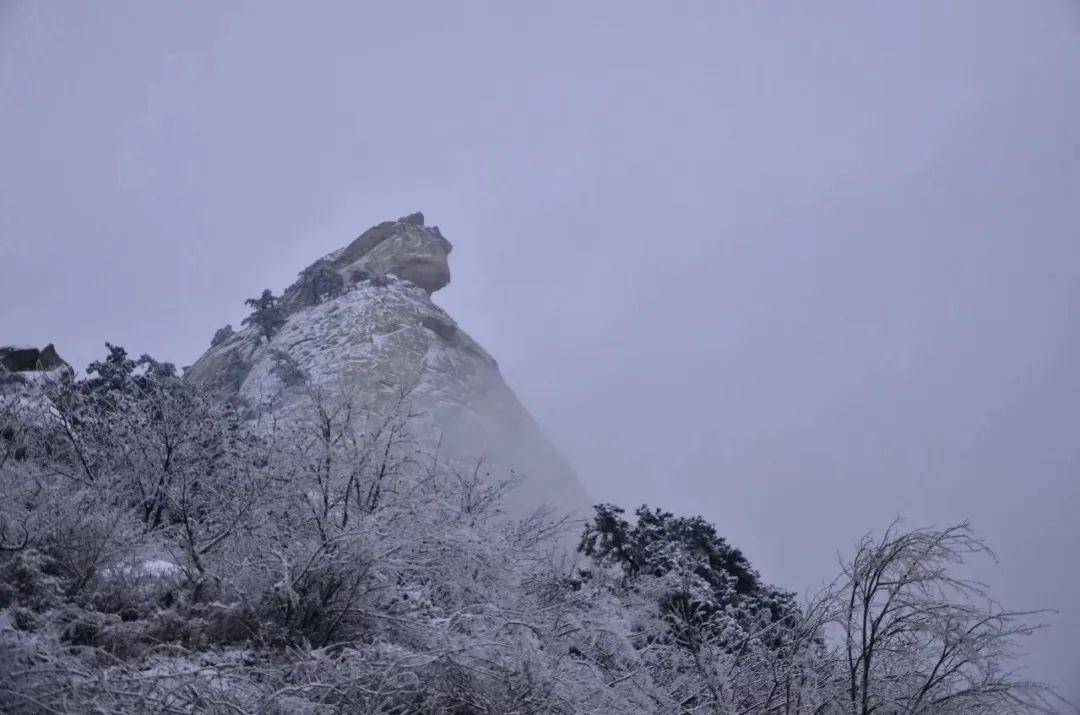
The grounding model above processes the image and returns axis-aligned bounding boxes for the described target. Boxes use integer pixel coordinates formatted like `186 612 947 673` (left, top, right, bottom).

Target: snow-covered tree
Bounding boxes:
825 520 1061 714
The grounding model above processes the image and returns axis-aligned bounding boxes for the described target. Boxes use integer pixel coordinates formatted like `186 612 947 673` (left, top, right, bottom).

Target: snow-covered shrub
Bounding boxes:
295 262 345 305
0 343 1063 713
349 268 390 287
210 323 234 347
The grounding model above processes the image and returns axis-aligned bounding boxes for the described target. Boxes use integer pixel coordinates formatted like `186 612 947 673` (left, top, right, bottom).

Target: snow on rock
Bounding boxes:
141 559 182 578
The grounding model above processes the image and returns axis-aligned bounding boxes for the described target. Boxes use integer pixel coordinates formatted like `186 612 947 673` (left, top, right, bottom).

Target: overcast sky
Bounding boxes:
3 0 1079 698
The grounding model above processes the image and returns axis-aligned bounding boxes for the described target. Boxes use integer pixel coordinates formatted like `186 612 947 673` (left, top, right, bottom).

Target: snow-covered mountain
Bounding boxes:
186 213 589 517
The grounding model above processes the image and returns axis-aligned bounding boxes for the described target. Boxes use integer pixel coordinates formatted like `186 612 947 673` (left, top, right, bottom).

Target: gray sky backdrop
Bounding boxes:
3 0 1079 699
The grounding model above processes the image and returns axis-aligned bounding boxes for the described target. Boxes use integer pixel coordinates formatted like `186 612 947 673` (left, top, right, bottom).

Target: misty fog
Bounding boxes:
2 1 1078 702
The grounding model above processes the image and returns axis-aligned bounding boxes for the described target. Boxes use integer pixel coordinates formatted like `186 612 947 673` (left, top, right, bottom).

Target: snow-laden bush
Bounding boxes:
0 344 1064 713
0 349 651 712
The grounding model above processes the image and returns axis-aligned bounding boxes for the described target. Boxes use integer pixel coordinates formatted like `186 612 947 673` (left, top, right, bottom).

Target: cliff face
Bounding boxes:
186 214 589 516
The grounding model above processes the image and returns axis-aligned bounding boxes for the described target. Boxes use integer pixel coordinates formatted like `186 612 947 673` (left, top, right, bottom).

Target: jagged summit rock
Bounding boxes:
301 211 452 297
187 215 589 516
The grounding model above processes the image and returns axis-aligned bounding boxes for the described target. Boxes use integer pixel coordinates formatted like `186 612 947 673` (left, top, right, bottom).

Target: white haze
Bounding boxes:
2 1 1078 698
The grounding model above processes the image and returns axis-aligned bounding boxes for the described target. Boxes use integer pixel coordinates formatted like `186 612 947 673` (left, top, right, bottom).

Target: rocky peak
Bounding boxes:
294 212 452 302
186 213 589 517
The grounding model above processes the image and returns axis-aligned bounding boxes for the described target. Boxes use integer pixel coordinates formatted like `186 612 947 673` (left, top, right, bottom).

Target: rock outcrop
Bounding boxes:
0 344 67 373
0 344 70 391
186 214 588 517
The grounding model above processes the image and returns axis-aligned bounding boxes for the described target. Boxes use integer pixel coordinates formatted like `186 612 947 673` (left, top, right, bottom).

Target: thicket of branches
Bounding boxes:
0 346 1066 713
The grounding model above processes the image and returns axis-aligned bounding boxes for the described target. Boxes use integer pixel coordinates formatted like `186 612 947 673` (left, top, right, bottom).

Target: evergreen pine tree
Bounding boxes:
241 289 285 340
